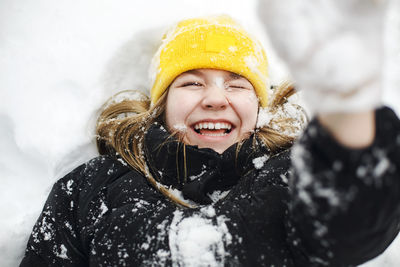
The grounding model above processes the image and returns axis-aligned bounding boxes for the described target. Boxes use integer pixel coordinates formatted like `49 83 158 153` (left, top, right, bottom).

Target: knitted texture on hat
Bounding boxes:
149 15 270 107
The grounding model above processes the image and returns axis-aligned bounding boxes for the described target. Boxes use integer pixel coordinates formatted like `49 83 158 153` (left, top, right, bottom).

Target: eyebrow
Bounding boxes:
229 72 243 80
184 69 203 76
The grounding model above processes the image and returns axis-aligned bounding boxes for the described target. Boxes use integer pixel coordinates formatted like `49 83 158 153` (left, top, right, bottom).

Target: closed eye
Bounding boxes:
227 84 251 90
226 75 254 90
182 82 203 87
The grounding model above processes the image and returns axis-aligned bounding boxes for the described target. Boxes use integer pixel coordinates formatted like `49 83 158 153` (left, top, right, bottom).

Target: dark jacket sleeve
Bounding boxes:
287 106 400 266
19 155 130 267
19 164 88 267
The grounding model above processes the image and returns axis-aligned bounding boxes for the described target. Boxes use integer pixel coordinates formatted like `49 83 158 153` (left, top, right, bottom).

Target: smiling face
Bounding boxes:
165 68 259 154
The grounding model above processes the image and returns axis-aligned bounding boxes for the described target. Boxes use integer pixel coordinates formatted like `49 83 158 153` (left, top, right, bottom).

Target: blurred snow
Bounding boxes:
257 0 399 114
0 0 398 266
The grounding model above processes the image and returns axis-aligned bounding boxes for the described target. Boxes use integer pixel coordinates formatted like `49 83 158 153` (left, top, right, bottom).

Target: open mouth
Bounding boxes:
192 121 233 136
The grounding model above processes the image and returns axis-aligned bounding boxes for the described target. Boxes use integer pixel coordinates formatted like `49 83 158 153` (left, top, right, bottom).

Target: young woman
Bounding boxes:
20 15 400 267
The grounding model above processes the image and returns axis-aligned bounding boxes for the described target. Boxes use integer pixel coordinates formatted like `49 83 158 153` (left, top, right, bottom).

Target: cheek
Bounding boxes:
248 92 259 123
230 92 259 129
230 93 258 134
243 105 259 130
165 98 182 129
165 91 197 128
246 91 259 104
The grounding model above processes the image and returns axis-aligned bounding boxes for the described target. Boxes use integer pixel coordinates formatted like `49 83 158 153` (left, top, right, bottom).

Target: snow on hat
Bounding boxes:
149 15 270 107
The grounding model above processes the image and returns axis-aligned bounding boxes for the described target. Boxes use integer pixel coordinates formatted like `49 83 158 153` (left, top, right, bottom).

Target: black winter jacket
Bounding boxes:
21 107 400 266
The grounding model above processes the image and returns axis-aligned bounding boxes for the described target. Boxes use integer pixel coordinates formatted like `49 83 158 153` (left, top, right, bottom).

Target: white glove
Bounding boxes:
258 0 388 113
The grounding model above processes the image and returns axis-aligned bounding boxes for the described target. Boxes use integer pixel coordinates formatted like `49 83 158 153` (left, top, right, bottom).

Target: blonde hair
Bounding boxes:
96 83 307 208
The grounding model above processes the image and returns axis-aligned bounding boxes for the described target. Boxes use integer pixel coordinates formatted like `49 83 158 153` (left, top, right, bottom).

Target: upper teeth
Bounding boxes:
194 122 232 130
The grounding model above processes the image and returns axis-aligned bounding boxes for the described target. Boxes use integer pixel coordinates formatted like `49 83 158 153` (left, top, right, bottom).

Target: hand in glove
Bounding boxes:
258 0 388 113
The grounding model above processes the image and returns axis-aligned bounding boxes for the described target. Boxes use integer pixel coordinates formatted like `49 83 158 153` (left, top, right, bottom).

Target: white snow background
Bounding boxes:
0 0 399 266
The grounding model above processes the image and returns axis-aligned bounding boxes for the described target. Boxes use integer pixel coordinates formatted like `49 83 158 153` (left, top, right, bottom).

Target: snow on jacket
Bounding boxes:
20 107 400 266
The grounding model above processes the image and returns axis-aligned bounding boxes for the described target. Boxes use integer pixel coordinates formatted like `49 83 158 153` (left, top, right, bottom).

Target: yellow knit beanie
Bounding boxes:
149 15 270 107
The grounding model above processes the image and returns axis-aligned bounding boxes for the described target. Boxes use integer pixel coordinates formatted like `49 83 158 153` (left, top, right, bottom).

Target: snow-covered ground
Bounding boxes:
0 0 399 266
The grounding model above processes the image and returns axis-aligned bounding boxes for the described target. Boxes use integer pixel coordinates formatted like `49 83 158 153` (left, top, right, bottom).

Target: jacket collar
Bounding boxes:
143 123 268 204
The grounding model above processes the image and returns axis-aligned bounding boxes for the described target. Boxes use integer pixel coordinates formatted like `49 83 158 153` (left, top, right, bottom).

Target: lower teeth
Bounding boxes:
200 133 228 136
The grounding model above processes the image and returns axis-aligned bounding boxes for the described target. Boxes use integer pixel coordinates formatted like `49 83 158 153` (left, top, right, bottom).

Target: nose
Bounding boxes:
201 86 229 110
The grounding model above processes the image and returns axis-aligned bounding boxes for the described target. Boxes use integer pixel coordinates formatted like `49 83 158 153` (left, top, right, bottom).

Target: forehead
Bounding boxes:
179 69 244 80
